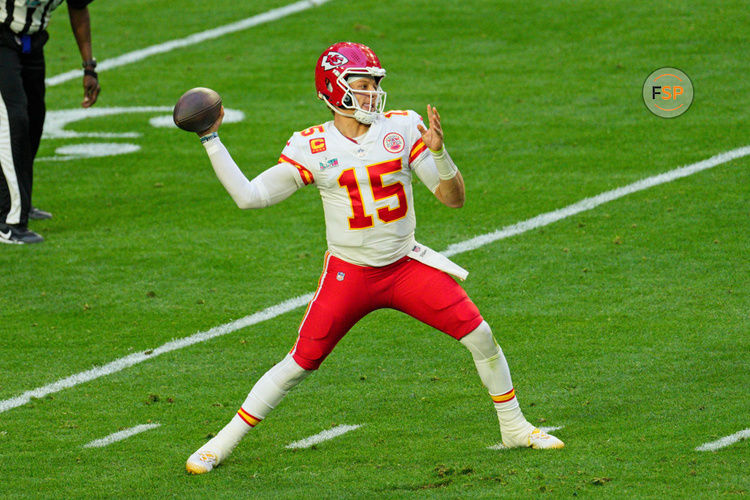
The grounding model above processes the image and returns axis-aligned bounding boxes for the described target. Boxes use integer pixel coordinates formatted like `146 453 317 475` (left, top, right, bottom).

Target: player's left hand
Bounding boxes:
82 74 100 108
416 104 443 152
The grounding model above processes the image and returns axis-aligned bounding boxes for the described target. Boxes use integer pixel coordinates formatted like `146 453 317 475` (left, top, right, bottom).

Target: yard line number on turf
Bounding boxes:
1 145 748 416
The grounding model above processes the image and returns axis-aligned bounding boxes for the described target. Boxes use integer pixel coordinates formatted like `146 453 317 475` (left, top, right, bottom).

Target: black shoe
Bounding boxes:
29 207 53 220
0 223 44 244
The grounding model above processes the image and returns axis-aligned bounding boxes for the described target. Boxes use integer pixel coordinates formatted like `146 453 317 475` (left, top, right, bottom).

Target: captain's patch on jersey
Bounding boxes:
383 132 405 154
310 138 327 154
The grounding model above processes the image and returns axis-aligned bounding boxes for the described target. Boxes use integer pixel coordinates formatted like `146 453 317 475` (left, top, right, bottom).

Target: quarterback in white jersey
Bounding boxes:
279 110 440 267
186 42 563 475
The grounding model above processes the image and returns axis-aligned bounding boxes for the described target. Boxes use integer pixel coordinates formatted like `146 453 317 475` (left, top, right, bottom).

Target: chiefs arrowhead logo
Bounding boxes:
321 51 349 71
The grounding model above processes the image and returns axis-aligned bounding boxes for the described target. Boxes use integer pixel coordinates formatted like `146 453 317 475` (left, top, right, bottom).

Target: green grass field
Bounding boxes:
1 0 748 497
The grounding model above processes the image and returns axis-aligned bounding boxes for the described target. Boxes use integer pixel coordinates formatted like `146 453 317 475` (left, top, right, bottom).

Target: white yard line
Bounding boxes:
285 424 363 449
442 146 750 257
487 426 564 450
83 423 161 448
1 146 749 415
0 294 312 414
695 429 750 452
46 0 332 87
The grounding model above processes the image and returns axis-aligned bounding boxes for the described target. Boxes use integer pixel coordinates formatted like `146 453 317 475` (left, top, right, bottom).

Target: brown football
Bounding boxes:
173 87 222 133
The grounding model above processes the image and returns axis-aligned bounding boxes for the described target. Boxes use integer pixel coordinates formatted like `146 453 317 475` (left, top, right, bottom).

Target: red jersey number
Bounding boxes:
338 159 407 230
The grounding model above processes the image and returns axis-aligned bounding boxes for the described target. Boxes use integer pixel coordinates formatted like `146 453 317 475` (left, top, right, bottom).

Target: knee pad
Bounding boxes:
459 321 499 361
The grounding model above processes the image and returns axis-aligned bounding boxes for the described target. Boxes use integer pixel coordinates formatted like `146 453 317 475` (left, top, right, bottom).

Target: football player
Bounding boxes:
186 42 563 474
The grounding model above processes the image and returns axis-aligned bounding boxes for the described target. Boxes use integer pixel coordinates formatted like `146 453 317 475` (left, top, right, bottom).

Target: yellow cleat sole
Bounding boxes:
530 441 565 449
186 462 210 474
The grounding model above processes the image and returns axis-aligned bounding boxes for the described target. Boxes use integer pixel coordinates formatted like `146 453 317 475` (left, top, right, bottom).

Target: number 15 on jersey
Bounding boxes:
338 159 408 230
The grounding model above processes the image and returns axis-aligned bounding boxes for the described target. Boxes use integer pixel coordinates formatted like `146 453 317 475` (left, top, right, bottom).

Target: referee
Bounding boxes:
0 0 100 244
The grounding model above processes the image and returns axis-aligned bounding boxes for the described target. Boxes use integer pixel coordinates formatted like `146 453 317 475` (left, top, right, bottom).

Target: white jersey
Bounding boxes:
279 110 440 267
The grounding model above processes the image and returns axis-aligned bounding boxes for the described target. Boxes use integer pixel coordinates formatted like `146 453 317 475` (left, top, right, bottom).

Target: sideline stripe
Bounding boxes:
83 423 161 448
487 426 564 450
286 424 362 449
45 0 332 87
0 146 748 415
695 429 750 452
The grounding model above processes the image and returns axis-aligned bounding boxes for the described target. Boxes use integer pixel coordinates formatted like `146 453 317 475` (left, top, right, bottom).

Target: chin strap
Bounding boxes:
324 98 379 125
353 109 377 125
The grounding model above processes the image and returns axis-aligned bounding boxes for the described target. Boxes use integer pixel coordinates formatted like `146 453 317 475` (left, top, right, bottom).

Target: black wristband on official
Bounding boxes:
84 68 98 78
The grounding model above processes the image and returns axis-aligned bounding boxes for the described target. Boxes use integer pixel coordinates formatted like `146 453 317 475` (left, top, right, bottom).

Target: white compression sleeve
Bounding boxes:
203 136 304 209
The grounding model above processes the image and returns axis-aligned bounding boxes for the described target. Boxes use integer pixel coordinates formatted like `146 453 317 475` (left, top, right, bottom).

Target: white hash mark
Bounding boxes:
83 423 161 448
695 428 750 452
285 424 363 449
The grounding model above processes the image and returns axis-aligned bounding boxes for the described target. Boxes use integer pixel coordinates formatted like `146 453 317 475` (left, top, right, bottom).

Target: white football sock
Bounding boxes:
460 321 531 434
202 355 311 459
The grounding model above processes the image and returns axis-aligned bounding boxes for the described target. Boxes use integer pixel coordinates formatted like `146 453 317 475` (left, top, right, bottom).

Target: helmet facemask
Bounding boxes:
327 68 387 125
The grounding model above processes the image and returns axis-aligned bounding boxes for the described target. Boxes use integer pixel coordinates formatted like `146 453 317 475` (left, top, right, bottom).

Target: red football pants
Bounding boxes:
291 253 484 370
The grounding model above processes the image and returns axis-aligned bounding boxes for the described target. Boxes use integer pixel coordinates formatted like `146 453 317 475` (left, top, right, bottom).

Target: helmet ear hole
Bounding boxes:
326 79 333 93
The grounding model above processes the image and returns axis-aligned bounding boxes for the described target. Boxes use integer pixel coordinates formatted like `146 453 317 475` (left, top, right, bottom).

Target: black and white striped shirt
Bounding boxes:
1 0 92 35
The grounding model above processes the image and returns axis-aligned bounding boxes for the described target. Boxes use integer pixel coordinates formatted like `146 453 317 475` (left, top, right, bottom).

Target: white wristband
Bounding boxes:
431 146 458 180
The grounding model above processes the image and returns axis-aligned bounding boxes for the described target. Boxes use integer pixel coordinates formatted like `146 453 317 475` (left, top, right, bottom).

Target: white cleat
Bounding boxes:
502 426 565 450
527 427 564 449
186 450 219 474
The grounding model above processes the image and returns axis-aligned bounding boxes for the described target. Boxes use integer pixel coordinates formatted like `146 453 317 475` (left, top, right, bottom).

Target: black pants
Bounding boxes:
0 27 47 227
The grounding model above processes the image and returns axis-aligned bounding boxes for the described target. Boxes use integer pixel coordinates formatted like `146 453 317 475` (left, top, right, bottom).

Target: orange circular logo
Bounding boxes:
643 67 693 118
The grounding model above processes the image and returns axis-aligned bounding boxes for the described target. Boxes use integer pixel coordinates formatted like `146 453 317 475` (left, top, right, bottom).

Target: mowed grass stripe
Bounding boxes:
0 145 748 416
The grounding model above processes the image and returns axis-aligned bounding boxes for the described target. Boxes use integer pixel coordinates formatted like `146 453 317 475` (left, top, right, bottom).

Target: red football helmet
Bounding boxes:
315 42 387 124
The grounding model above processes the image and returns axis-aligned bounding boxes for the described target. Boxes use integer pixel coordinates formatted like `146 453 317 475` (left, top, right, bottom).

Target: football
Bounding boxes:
173 87 222 133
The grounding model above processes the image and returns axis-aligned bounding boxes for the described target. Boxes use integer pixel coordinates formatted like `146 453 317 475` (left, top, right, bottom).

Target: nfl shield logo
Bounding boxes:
336 272 345 281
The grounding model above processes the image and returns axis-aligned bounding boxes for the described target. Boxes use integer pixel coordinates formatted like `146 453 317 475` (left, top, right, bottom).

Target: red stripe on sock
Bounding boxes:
237 408 261 427
491 388 516 403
